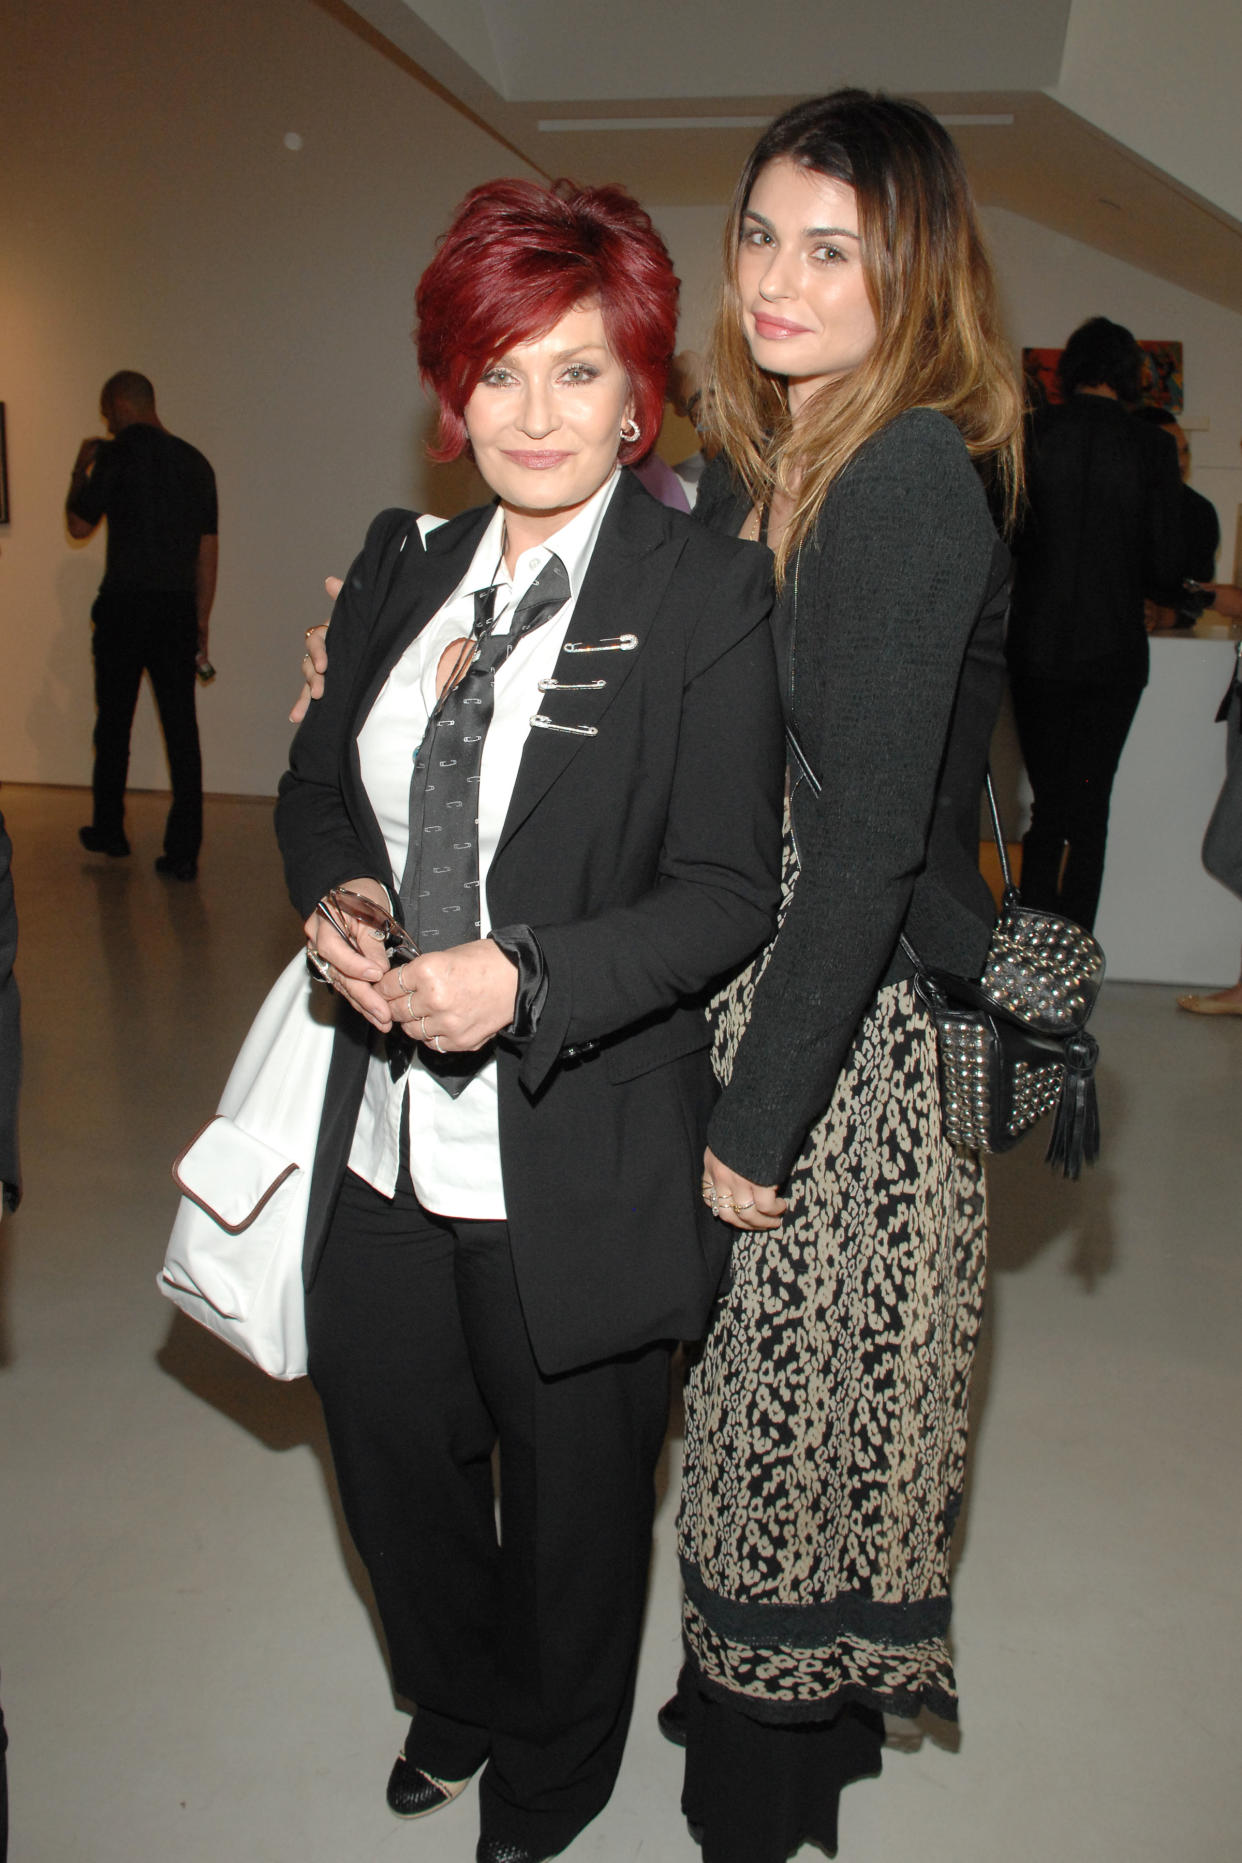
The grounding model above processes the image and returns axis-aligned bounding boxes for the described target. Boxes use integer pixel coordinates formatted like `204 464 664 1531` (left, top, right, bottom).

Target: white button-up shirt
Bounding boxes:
347 469 622 1218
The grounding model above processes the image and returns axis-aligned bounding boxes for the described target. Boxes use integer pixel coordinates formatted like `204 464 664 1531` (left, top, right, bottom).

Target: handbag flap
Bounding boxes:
172 1115 298 1236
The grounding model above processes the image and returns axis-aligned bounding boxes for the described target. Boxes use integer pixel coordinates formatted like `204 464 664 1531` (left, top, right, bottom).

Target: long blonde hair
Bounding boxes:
705 90 1023 582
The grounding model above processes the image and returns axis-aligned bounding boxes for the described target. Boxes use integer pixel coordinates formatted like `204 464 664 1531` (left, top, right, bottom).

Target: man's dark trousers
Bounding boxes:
90 588 202 863
1010 670 1144 932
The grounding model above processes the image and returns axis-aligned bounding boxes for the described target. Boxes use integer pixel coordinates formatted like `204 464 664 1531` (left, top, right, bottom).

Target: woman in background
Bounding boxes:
678 90 1023 1862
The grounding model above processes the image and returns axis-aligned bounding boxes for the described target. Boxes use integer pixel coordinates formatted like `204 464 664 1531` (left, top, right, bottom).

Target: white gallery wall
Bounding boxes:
4 0 1241 804
1055 0 1242 228
0 0 525 801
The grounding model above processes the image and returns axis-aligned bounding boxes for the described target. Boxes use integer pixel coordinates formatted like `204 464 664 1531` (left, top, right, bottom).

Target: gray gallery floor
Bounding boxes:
0 783 1238 1862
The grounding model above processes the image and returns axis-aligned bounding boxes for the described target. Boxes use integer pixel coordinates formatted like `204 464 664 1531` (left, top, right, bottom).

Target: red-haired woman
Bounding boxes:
276 179 783 1863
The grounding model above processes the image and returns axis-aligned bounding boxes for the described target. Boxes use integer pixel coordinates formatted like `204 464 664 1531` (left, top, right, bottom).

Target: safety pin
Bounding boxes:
530 714 598 737
538 677 606 692
564 634 638 654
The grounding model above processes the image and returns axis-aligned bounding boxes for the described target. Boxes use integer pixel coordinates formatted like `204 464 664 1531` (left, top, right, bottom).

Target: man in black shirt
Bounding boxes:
1008 319 1184 929
66 371 217 878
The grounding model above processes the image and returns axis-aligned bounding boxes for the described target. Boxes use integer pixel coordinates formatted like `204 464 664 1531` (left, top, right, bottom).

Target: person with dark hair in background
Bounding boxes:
277 178 782 1863
1007 316 1184 928
1134 404 1220 630
66 371 217 880
0 802 20 1863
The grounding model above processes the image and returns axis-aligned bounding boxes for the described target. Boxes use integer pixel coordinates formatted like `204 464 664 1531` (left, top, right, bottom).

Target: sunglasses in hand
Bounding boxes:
315 888 420 968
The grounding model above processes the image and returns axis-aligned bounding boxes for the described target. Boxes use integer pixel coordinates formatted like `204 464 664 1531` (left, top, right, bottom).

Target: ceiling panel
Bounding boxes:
322 0 1242 315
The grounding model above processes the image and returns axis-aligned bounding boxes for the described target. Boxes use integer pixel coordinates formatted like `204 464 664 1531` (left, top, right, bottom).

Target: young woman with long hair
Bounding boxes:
675 90 1024 1861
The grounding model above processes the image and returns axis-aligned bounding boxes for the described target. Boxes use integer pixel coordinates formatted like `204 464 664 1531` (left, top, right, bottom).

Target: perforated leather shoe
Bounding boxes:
385 1751 472 1819
475 1839 558 1863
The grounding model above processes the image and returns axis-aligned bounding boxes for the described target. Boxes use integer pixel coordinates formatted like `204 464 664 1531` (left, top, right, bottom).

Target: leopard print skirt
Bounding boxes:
678 843 987 1725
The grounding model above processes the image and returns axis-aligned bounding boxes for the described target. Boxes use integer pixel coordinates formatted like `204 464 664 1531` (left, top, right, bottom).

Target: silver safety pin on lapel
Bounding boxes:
564 633 638 654
538 677 606 692
530 714 598 737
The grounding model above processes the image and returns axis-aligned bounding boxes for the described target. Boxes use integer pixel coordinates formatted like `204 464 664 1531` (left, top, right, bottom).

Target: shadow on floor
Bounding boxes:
156 1308 393 1682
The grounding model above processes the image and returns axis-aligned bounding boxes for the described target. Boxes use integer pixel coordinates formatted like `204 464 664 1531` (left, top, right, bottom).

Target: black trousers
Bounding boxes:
305 1165 672 1855
1009 672 1144 932
90 589 202 861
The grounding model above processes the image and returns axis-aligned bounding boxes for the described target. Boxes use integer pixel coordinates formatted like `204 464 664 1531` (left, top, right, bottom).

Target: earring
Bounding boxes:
619 417 641 444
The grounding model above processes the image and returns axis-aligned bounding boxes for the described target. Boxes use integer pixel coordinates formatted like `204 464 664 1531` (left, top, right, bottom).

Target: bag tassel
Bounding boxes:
1044 1031 1101 1180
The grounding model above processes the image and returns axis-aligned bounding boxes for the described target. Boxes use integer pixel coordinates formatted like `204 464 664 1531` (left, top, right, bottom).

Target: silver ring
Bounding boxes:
432 1034 445 1054
404 991 416 1020
306 944 332 983
419 1014 430 1040
302 650 312 666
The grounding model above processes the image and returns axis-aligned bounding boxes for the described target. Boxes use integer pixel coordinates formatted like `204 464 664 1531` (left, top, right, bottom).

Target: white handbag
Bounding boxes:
158 952 337 1379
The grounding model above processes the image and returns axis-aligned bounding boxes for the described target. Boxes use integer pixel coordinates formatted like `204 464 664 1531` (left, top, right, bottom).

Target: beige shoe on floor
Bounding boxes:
1176 992 1242 1016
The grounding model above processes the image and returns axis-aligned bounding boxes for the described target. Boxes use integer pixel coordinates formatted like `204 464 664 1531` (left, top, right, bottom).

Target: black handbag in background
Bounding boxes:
903 772 1103 1178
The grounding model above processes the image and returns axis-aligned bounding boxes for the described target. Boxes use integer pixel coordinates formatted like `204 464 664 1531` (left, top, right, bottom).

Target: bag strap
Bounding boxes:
983 768 1015 892
784 723 821 797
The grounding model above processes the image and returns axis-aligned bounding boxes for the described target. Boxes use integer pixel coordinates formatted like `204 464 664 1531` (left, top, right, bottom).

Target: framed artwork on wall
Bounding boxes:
1021 341 1184 413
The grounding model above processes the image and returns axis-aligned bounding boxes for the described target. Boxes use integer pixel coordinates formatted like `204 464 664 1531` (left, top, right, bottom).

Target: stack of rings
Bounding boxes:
700 1177 756 1218
307 943 447 1053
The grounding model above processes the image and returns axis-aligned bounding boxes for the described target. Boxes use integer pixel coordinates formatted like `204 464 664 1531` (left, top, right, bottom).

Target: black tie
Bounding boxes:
393 551 571 1094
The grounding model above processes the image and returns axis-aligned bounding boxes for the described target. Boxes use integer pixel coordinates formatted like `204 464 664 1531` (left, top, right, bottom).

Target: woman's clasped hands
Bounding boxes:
304 879 518 1051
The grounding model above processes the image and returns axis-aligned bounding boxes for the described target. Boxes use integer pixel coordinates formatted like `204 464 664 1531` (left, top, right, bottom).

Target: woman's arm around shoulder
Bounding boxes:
275 507 419 918
709 409 1000 1183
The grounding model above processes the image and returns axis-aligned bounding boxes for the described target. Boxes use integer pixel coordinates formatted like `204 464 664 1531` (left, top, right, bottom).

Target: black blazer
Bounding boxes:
276 471 784 1374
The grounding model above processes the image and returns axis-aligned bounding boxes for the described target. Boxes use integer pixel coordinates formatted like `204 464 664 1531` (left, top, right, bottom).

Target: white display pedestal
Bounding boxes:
987 627 1241 985
1091 630 1239 985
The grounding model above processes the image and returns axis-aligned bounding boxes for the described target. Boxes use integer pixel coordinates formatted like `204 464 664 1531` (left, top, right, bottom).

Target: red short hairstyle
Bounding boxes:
416 179 678 465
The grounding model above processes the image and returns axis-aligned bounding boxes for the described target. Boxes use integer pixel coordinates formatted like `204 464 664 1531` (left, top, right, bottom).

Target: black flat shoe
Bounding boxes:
476 1840 558 1863
385 1751 472 1819
657 1692 688 1746
79 826 130 857
154 854 197 880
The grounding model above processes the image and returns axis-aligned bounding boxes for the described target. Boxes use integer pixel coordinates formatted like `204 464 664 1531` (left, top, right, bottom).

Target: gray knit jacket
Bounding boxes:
698 409 1011 1184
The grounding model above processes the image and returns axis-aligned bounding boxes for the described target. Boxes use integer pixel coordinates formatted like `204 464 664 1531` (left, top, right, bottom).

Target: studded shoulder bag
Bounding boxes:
901 771 1103 1177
